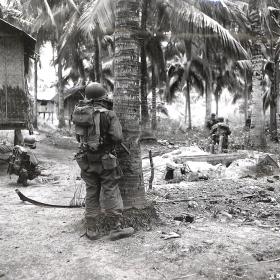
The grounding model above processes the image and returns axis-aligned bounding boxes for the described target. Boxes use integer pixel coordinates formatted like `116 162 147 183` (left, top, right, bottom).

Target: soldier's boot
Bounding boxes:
109 215 134 241
85 217 100 240
17 169 28 187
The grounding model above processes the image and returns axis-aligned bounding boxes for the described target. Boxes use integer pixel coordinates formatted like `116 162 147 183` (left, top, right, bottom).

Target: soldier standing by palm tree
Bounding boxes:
74 82 134 240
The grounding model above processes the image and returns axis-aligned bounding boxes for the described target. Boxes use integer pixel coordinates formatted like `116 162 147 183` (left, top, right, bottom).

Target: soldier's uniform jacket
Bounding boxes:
75 106 123 173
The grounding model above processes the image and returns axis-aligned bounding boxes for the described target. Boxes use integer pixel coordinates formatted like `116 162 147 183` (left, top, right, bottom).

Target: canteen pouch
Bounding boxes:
101 153 118 170
75 152 89 171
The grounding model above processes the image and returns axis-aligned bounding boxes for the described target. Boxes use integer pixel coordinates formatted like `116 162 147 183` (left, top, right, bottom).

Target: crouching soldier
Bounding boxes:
206 113 218 131
73 82 134 241
210 117 231 152
8 135 40 186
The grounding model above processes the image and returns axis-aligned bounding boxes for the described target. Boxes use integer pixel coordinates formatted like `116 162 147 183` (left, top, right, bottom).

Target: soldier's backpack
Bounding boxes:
72 100 108 151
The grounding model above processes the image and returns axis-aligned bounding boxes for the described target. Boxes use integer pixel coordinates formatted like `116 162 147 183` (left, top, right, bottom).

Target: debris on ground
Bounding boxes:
160 231 181 240
143 146 280 186
174 214 195 223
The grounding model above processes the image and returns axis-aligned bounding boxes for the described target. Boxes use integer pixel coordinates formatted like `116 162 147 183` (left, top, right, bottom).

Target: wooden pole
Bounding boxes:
33 55 38 129
149 150 154 189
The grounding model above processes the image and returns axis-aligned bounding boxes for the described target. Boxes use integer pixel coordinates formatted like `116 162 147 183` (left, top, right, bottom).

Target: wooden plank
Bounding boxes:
176 152 247 164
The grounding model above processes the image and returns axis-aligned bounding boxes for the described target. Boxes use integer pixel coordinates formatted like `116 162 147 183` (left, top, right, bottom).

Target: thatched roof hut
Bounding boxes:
0 18 36 130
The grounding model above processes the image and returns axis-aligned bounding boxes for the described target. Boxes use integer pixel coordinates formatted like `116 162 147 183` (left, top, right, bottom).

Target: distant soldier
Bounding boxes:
210 117 231 151
73 82 134 241
245 115 251 129
206 113 218 130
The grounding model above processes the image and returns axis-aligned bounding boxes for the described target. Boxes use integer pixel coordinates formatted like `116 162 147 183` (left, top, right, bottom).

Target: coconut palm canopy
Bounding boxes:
79 0 248 60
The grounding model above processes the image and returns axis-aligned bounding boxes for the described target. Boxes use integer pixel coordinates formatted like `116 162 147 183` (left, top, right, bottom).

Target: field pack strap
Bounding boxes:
93 107 108 137
94 111 101 136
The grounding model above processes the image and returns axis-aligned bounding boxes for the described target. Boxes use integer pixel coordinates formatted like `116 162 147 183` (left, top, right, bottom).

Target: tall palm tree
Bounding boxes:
248 0 267 147
196 0 249 125
262 3 280 142
146 34 166 132
235 59 253 126
212 56 245 116
113 0 146 208
166 49 208 129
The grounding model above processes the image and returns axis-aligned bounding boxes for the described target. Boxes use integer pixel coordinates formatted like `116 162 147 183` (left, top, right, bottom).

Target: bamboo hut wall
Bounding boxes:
0 36 28 129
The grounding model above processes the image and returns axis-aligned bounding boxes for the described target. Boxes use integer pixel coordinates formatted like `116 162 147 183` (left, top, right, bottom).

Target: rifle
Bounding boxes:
120 143 130 155
7 148 18 175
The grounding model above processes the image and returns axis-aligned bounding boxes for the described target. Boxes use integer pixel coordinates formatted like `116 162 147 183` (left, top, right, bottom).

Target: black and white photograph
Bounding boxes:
0 0 280 279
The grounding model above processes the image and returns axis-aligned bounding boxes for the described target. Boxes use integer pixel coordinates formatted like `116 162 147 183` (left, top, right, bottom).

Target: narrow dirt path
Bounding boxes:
1 141 280 280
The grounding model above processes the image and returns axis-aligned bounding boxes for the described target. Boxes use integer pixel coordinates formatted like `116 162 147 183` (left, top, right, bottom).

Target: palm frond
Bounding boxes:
42 0 56 26
190 56 211 83
58 9 80 56
146 34 167 83
78 0 114 36
190 69 204 95
166 63 184 102
236 59 253 71
199 0 250 31
66 0 80 14
168 0 249 59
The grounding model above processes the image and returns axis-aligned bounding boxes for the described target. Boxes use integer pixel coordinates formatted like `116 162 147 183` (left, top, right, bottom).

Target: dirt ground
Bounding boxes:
1 132 280 280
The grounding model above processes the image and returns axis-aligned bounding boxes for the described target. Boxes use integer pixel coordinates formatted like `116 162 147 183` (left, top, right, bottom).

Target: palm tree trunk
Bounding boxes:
215 93 219 116
186 81 191 129
270 60 278 142
204 39 212 126
275 61 280 136
57 59 65 128
151 64 157 131
77 45 86 85
248 0 266 147
277 63 280 129
140 0 149 131
250 66 266 147
205 83 212 126
94 37 100 83
184 41 192 129
113 0 145 209
244 71 248 126
270 101 277 141
184 93 188 124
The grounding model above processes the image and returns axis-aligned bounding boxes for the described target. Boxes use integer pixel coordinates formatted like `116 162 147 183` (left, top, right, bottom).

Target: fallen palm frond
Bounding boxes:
70 181 86 207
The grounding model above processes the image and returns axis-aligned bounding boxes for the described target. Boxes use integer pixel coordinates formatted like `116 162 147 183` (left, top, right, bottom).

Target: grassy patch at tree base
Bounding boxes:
84 203 160 236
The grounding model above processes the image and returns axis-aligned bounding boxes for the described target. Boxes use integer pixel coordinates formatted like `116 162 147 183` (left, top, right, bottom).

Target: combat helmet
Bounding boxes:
85 82 107 101
23 135 36 149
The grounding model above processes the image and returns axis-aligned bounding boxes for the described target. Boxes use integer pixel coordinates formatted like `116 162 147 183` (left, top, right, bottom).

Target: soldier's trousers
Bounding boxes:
81 162 123 219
